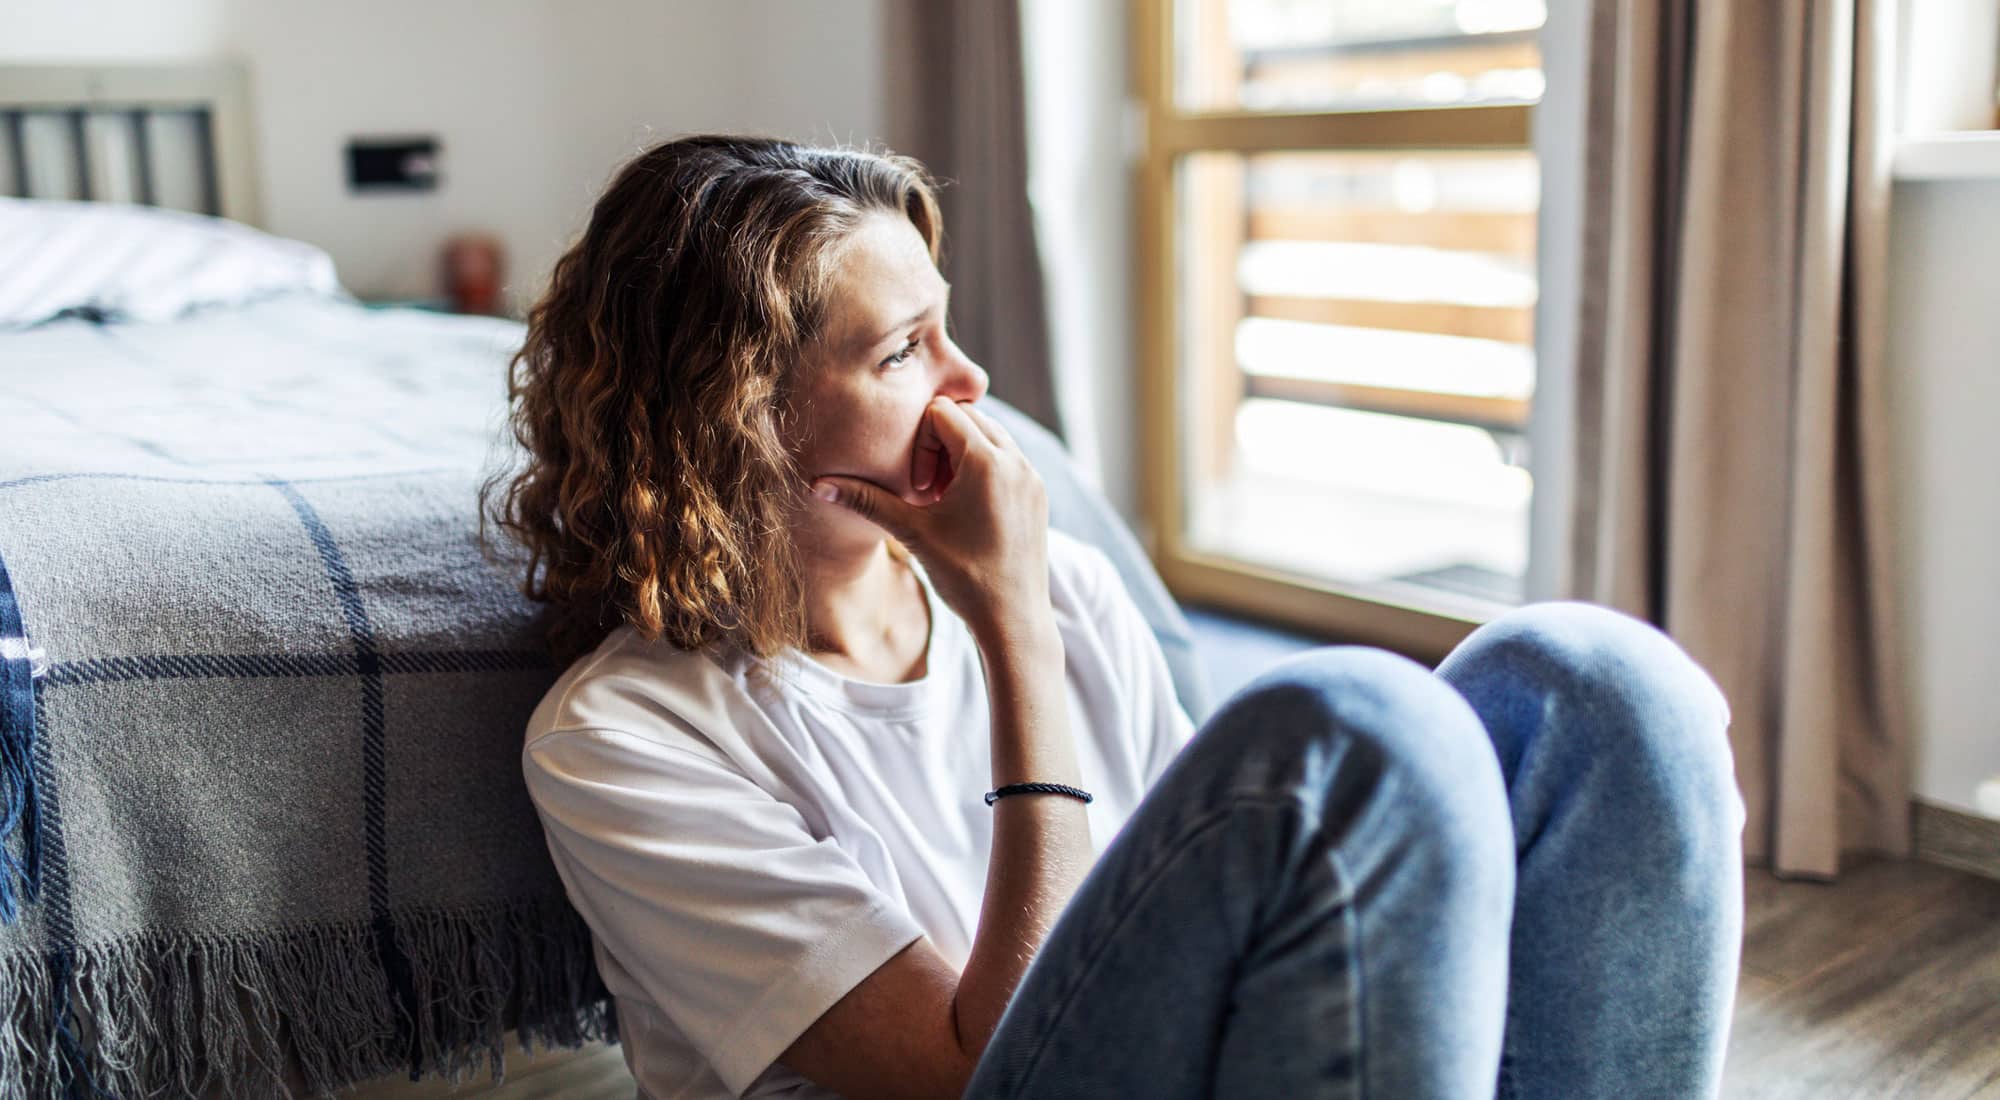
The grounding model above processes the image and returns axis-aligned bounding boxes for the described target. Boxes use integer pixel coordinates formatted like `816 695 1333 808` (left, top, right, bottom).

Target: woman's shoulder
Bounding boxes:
524 625 747 762
1045 527 1128 620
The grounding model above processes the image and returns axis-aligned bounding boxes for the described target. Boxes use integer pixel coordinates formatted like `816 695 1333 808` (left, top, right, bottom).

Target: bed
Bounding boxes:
0 62 1208 1099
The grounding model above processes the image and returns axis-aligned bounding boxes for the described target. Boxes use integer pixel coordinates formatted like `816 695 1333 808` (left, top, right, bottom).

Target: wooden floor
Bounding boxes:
339 1039 635 1100
1726 855 2000 1099
341 857 2000 1099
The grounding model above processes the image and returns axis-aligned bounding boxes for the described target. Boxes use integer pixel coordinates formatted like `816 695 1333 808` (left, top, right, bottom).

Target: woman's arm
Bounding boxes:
775 610 1093 1100
954 610 1092 1059
791 397 1096 1097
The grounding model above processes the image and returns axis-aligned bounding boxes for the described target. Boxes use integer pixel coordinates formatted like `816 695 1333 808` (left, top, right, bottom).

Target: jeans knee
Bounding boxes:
1437 600 1746 841
1202 646 1512 851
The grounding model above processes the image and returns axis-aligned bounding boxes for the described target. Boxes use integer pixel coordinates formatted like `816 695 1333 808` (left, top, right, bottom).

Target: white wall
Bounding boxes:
1020 0 1136 522
1524 0 1584 604
0 0 233 57
0 0 890 315
1884 177 2000 820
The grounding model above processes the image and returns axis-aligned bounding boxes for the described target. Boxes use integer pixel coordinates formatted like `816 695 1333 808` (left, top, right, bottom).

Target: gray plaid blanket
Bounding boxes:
0 297 614 1099
0 293 1210 1100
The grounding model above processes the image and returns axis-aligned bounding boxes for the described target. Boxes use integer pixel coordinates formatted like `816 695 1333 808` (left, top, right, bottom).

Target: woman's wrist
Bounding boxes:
968 605 1063 665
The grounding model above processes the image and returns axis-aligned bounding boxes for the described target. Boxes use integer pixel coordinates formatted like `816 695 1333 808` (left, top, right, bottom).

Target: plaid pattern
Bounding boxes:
0 294 1209 1099
0 299 614 1099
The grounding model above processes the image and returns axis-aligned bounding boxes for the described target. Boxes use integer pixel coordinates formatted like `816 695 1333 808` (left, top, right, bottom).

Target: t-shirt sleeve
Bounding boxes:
522 724 929 1096
1065 538 1200 789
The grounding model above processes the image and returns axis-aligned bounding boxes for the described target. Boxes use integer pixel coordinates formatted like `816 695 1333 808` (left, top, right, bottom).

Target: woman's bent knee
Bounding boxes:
1437 600 1747 842
1190 646 1511 845
1443 601 1730 729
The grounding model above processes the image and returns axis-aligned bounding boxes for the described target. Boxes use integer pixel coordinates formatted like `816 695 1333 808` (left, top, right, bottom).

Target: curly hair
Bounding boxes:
477 134 948 668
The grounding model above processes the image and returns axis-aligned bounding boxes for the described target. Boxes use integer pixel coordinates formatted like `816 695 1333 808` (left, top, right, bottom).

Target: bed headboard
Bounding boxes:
0 62 261 227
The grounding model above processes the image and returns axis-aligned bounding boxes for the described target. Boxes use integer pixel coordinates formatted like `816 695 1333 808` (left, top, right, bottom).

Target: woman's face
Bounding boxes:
786 211 990 553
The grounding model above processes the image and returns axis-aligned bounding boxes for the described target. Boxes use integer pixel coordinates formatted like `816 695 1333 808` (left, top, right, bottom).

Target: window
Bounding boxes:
1132 0 1545 660
1891 0 2000 180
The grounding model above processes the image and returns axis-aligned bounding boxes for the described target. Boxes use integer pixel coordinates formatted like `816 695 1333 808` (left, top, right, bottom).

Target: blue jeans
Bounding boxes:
962 600 1747 1099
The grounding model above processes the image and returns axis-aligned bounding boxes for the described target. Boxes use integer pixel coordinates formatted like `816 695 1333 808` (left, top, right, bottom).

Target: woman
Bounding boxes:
483 134 1748 1100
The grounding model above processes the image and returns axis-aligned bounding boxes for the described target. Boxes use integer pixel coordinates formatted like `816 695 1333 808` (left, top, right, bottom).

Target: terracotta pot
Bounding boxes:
442 234 505 315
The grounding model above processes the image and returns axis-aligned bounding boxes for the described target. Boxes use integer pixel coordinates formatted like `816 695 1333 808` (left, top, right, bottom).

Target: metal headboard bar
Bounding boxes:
0 63 260 227
129 107 156 206
3 111 24 198
65 108 90 202
192 108 219 218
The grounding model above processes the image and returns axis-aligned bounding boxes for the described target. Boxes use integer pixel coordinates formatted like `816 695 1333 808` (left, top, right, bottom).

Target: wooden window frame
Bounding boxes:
1129 0 1538 665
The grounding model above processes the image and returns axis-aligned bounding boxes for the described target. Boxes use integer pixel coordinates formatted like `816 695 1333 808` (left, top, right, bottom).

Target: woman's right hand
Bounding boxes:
811 396 1052 647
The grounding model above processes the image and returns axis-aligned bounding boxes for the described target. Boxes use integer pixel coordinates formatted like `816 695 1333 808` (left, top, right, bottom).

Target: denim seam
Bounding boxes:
1279 792 1368 1099
1326 843 1365 1098
1005 792 1314 1094
1256 788 1368 1096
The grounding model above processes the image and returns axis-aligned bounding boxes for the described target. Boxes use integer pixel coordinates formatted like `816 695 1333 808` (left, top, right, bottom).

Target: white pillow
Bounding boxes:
0 197 349 328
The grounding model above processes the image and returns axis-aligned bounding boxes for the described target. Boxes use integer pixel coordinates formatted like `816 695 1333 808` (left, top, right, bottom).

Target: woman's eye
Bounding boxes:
881 337 921 369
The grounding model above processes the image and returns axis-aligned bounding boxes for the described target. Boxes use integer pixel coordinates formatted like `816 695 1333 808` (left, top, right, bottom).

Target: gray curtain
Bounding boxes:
1568 0 1909 879
880 0 1065 440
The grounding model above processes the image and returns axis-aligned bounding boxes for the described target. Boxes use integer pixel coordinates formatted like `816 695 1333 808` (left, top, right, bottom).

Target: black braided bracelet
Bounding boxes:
984 782 1094 807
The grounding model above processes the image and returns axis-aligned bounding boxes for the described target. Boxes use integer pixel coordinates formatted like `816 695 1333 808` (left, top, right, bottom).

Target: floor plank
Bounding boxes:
1724 857 2000 1100
336 1039 632 1099
1739 856 1972 984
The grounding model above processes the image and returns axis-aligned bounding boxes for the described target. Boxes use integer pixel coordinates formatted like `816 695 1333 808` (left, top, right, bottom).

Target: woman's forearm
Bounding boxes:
951 612 1094 1063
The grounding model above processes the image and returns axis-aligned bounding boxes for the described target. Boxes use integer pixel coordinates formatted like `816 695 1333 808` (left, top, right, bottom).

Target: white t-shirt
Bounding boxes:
520 528 1198 1100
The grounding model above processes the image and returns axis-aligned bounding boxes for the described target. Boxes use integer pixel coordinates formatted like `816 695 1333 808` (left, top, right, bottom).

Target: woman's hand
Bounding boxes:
811 396 1051 647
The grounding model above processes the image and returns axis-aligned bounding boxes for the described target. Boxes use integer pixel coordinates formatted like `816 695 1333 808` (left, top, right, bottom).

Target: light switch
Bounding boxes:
346 137 440 192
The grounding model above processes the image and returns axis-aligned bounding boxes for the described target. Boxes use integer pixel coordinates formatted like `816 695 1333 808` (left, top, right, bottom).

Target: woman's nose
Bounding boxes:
938 348 988 405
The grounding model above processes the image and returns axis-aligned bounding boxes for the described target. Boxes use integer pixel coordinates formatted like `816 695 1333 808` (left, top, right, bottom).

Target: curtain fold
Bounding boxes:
1569 0 1910 879
881 0 1065 440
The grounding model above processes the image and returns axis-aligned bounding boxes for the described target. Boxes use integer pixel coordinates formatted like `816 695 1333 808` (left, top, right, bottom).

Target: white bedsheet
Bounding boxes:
3 296 525 480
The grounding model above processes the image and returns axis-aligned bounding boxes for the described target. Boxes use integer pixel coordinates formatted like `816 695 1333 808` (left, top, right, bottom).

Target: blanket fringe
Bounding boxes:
0 696 37 925
0 896 618 1099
